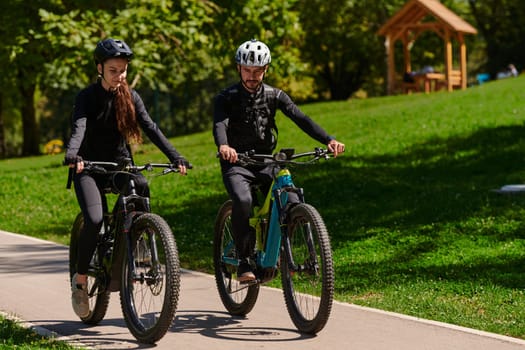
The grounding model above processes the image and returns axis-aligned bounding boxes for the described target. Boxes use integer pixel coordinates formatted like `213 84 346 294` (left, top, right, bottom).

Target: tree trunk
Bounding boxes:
0 92 5 158
19 80 40 156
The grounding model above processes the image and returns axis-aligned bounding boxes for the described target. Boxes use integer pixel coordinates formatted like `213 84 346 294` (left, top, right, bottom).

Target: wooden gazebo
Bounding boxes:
377 0 477 94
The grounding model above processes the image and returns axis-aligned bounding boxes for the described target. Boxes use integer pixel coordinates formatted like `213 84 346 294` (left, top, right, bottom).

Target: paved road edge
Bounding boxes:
2 229 525 348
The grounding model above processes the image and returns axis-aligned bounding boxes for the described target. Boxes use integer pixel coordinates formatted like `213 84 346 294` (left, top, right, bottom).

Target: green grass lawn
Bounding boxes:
0 314 77 349
3 77 525 339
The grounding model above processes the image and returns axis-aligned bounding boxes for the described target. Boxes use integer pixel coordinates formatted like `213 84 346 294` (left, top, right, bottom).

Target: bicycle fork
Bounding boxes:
280 188 320 276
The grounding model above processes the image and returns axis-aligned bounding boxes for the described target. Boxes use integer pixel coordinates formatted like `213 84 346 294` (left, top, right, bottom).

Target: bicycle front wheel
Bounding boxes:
120 213 180 344
69 213 110 324
213 200 259 316
281 203 334 334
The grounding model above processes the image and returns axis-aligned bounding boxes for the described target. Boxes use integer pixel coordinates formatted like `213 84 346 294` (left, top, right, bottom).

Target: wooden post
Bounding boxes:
403 32 412 74
386 35 396 95
459 34 467 89
444 30 453 91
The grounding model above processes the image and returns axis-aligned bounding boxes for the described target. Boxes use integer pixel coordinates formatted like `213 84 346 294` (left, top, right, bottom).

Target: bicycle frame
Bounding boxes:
256 168 305 269
84 162 175 293
223 159 307 273
109 178 151 291
214 147 335 334
87 175 149 293
69 159 187 343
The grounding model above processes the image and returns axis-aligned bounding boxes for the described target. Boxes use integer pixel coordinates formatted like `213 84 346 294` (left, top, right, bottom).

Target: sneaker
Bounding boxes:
237 259 256 283
71 273 90 318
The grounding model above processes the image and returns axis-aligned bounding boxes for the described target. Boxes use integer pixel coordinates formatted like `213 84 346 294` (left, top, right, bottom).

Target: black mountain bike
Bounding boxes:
68 159 188 344
213 147 335 334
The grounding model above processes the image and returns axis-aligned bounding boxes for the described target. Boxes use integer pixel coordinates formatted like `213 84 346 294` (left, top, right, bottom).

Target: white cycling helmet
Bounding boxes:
235 39 271 67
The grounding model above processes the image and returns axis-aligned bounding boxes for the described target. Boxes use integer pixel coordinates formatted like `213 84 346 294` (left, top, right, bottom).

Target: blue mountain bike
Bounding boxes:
213 147 335 334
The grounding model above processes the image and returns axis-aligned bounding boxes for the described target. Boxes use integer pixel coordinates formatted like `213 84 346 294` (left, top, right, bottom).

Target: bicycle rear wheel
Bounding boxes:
120 213 180 344
213 200 259 316
281 203 334 334
68 213 110 324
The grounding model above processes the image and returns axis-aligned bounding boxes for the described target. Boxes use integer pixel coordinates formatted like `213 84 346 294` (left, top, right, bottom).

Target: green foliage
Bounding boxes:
39 0 219 91
468 0 525 75
3 0 525 158
0 0 63 155
211 0 311 99
38 0 222 140
296 0 407 99
0 314 77 349
3 77 525 337
37 0 317 142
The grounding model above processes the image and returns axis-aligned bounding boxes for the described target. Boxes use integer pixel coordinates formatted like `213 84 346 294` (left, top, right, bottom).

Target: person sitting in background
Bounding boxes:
508 64 518 77
497 64 518 79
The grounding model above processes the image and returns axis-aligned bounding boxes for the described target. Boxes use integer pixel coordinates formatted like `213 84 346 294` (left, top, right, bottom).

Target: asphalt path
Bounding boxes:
1 229 525 350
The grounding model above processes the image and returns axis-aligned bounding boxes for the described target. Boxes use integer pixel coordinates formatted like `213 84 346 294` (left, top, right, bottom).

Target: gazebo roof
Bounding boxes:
377 0 478 94
377 0 477 37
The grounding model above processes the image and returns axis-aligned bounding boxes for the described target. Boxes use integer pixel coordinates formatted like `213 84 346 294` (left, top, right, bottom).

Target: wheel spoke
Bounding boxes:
281 203 334 334
213 200 259 316
120 213 179 344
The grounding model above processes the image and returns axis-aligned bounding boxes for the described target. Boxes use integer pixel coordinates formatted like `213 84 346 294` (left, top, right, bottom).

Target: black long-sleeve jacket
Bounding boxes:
213 82 333 154
65 81 182 164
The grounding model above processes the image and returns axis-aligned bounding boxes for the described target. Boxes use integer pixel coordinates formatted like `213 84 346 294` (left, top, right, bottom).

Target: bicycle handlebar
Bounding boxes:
82 160 193 174
236 147 331 167
65 159 192 189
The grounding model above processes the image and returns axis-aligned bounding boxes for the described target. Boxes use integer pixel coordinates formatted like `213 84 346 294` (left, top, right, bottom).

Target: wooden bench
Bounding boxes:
402 81 420 94
436 70 462 91
402 73 446 94
449 70 461 87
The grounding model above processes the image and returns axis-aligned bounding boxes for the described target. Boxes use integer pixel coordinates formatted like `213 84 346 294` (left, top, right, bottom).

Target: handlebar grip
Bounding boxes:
170 162 193 170
66 167 73 189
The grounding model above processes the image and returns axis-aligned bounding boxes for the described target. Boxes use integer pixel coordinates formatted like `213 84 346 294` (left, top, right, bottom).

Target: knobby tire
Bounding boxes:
281 203 334 334
120 213 180 344
213 200 259 315
68 213 111 325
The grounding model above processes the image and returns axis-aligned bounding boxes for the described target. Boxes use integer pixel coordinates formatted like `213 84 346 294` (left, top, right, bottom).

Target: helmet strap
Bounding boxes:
98 63 117 92
97 62 105 79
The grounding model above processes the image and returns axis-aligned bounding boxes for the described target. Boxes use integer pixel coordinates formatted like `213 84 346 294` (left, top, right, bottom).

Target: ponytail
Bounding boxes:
114 80 142 144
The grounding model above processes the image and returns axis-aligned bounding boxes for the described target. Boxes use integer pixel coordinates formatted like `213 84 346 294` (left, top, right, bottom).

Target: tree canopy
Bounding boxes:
1 0 523 157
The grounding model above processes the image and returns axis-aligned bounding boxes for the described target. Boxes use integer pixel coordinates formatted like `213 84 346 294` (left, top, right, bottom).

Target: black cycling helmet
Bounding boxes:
94 38 133 64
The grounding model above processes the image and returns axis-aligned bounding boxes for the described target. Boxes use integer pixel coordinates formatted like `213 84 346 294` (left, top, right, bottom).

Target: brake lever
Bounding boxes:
162 168 174 175
236 157 250 167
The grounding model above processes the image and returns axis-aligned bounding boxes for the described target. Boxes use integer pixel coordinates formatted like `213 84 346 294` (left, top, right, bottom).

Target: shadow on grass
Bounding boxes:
49 125 525 292
279 125 525 292
299 124 525 233
158 191 227 271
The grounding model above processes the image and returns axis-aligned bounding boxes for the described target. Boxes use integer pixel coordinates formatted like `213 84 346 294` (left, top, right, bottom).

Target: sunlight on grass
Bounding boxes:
3 77 525 338
0 314 78 349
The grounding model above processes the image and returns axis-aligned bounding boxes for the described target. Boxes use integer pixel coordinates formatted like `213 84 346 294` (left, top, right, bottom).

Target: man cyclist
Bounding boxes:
213 39 345 282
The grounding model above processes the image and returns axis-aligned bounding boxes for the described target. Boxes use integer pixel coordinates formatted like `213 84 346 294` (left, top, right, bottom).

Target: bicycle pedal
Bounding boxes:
239 278 259 285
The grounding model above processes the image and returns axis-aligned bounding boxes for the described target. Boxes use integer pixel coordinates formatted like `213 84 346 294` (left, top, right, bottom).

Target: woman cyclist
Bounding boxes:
64 38 189 318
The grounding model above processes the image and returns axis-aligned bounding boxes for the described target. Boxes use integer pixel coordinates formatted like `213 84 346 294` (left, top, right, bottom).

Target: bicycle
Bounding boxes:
67 159 188 343
213 147 335 334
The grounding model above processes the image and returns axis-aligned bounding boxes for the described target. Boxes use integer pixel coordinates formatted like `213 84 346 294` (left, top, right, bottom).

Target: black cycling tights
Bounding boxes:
222 164 298 259
73 172 149 275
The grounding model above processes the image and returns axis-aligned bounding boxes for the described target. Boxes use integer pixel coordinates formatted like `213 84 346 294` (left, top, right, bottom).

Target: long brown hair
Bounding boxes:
114 79 142 144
